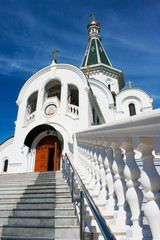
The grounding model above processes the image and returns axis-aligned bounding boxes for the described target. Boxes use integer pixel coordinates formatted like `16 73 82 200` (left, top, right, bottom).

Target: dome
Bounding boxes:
87 19 100 29
87 14 100 30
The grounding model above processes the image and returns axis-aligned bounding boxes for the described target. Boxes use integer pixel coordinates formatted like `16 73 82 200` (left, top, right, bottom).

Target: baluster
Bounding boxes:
135 137 160 240
91 137 101 197
101 137 115 216
85 137 92 184
111 137 127 225
83 138 91 184
96 137 107 205
121 137 144 238
87 137 96 190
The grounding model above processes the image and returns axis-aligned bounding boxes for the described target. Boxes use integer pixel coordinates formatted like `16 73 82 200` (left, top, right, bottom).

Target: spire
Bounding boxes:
81 14 111 68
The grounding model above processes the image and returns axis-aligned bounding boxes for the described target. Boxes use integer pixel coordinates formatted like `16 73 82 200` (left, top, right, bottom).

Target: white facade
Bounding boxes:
0 17 154 174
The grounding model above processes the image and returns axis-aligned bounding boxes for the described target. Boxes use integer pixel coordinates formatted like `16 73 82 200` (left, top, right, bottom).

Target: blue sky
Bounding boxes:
0 0 160 143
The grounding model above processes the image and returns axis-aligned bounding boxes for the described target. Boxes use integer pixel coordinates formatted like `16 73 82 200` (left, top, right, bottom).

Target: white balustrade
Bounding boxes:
67 103 79 116
25 111 36 125
72 109 160 239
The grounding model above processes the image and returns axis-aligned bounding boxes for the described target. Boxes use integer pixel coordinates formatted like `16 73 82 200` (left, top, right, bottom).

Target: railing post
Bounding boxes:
62 156 65 178
71 172 74 202
64 156 67 180
67 161 70 184
80 190 84 240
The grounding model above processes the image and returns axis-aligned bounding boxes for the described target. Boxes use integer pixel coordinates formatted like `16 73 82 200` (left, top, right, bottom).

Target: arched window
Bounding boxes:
27 91 38 114
129 103 136 116
68 85 79 106
44 80 61 101
3 159 8 172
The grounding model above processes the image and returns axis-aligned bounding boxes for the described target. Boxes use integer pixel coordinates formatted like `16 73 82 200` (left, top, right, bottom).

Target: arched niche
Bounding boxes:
44 79 61 102
129 103 136 116
3 159 8 172
27 91 38 115
67 84 79 106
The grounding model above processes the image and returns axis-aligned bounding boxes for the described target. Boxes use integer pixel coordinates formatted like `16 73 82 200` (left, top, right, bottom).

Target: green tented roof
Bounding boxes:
96 39 110 66
81 38 111 67
87 39 98 65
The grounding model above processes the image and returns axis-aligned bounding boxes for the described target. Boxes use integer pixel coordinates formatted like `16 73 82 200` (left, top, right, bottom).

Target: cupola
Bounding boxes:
81 14 111 68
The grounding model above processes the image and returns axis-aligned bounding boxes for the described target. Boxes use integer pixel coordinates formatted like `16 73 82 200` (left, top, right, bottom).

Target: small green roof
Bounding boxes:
81 38 111 67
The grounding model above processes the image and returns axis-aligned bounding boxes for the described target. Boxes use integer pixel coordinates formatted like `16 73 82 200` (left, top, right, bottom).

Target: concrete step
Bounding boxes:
1 226 80 238
0 183 68 189
0 208 76 217
0 202 74 209
0 216 78 227
0 171 62 177
1 236 79 240
0 189 70 195
0 178 65 185
0 197 72 203
0 182 67 187
0 185 69 191
0 192 71 198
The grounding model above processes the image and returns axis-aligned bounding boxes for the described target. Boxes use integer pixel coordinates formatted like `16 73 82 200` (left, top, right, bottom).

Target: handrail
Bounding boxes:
62 154 116 240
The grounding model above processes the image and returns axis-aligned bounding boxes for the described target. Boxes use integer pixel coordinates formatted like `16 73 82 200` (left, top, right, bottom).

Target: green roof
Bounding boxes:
81 38 111 67
96 39 110 66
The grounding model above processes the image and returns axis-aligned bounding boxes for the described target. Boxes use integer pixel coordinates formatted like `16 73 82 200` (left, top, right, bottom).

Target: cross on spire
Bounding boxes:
52 50 60 63
90 13 96 21
127 81 133 88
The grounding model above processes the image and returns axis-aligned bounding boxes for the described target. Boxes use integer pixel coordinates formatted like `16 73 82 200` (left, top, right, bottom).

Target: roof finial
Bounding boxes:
90 13 96 21
127 81 133 88
52 50 60 63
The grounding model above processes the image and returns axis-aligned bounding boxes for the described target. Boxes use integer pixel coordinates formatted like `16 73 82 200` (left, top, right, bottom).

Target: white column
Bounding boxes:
121 137 143 238
101 136 115 216
87 137 96 190
96 137 107 205
91 137 101 197
135 137 160 240
111 137 127 224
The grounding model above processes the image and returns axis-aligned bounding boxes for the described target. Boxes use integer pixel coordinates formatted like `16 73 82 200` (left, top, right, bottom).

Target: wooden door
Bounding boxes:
34 135 61 172
34 149 49 172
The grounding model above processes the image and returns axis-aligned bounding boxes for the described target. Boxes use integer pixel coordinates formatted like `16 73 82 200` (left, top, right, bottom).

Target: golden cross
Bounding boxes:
87 66 90 78
127 81 133 88
52 50 60 62
90 13 96 21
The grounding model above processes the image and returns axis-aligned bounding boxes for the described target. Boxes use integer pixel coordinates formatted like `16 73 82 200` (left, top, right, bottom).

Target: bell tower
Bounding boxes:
80 14 125 94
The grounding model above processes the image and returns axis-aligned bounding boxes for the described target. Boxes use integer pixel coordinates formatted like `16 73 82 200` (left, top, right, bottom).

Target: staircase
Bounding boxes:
0 171 80 240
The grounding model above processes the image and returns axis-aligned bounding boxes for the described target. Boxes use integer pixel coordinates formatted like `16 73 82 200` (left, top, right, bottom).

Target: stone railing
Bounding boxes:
67 104 79 117
25 111 36 125
72 109 160 240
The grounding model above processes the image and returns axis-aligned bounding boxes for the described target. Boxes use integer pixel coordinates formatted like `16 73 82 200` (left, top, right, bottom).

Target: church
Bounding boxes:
0 15 159 240
0 15 153 174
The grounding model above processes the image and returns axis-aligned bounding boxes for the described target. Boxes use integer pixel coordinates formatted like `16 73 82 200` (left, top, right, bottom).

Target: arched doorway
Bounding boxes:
34 135 61 172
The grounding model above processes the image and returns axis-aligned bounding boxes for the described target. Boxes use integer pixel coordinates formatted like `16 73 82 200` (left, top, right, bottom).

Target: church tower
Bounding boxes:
81 14 125 95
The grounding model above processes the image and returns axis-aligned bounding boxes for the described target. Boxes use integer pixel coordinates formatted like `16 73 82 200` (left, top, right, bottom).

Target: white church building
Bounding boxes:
0 15 160 240
0 15 153 174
